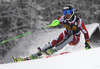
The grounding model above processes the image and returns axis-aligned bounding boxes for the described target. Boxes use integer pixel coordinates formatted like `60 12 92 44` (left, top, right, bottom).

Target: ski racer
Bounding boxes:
29 4 91 60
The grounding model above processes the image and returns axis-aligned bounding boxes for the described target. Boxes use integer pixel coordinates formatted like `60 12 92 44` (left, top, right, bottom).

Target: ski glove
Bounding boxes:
46 47 57 55
85 42 91 50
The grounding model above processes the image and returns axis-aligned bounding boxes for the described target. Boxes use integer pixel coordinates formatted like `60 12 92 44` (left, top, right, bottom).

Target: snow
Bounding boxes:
0 23 100 69
0 47 100 69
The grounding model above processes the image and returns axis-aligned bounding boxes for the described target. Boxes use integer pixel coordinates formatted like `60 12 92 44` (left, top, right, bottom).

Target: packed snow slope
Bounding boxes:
0 47 100 69
1 23 100 64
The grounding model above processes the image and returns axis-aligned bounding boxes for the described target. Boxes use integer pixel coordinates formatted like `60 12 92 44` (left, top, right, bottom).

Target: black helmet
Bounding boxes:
63 4 74 20
63 4 74 10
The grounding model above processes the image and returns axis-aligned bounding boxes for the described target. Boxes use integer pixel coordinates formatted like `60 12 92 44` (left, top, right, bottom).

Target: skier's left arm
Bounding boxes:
78 19 91 49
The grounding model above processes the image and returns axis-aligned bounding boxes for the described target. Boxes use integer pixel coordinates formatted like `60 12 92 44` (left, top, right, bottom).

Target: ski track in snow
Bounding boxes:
1 23 100 64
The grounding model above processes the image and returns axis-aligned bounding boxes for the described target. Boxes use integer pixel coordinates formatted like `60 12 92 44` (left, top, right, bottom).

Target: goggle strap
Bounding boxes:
71 8 74 12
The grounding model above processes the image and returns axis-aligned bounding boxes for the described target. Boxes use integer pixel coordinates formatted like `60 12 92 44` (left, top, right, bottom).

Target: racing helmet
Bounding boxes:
63 4 74 20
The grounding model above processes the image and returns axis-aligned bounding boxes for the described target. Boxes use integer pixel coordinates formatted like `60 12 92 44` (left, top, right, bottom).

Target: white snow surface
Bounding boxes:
0 23 100 69
0 47 100 69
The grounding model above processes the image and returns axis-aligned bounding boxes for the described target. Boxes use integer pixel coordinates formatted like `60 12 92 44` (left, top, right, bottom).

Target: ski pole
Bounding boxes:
43 19 60 29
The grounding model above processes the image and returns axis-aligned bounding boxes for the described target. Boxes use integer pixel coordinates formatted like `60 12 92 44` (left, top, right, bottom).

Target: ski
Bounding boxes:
12 57 28 62
12 52 70 62
13 46 70 62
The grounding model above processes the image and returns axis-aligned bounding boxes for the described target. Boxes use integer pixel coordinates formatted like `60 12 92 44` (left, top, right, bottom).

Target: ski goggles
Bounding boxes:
63 8 74 15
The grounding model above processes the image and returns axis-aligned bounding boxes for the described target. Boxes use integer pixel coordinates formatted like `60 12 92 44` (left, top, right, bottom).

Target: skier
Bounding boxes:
29 4 91 59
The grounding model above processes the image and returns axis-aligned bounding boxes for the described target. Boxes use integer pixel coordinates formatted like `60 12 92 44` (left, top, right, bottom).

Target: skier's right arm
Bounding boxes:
51 16 64 28
58 16 65 24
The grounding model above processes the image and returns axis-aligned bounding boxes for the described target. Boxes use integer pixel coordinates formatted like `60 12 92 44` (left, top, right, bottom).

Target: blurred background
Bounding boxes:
0 0 100 63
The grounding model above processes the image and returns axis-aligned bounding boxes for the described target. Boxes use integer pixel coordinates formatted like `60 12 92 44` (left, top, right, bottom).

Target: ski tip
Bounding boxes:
12 57 27 62
12 57 15 62
12 57 14 60
12 57 18 62
12 57 15 60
